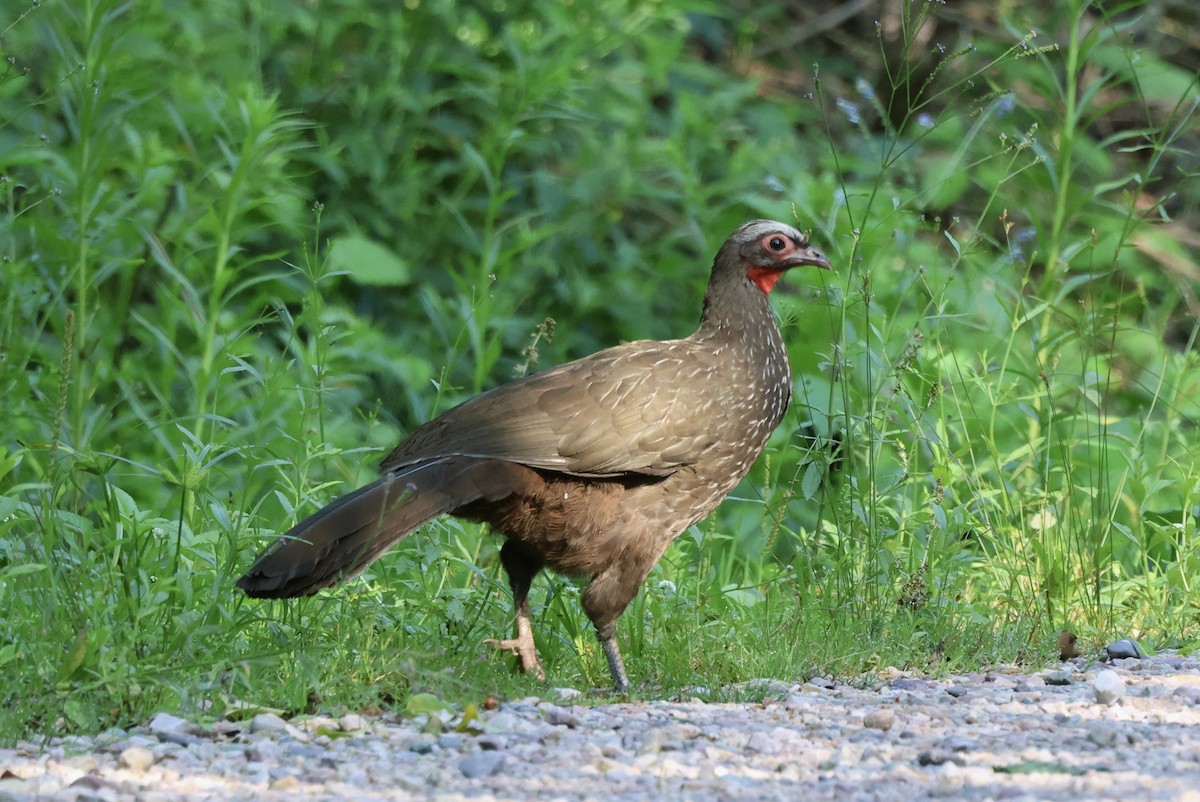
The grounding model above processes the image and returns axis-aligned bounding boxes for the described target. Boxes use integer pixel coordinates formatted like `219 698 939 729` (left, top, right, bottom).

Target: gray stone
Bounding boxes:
147 712 201 746
147 712 192 736
245 739 280 762
109 734 157 753
1087 723 1119 748
476 734 506 751
409 736 436 754
437 733 465 750
1043 670 1075 686
940 736 975 752
459 751 504 779
541 704 581 728
484 711 525 732
1172 686 1200 705
249 713 289 734
1106 638 1145 660
917 748 964 766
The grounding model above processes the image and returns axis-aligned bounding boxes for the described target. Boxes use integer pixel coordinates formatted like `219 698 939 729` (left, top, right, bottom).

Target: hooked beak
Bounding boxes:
789 244 832 271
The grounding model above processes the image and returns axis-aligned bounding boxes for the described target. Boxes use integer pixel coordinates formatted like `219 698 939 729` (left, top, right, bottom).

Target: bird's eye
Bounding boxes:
768 236 787 251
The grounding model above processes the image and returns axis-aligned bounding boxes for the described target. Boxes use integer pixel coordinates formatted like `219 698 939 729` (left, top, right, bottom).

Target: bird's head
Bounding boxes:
726 220 832 294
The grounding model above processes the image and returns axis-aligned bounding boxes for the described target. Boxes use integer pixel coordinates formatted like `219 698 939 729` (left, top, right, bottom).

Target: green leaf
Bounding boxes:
404 692 452 716
455 702 482 733
328 234 411 286
54 626 89 683
801 461 822 500
315 725 354 739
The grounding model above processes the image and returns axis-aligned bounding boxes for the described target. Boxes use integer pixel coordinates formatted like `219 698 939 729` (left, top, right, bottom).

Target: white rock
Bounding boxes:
1093 670 1126 705
337 714 368 732
864 709 896 731
118 746 155 772
745 730 781 754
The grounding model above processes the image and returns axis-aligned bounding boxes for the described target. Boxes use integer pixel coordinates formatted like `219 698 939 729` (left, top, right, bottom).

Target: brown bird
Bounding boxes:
238 220 831 691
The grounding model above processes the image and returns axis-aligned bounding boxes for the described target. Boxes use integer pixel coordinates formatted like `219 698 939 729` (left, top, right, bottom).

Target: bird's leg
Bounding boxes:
485 541 545 680
596 623 630 694
582 565 647 694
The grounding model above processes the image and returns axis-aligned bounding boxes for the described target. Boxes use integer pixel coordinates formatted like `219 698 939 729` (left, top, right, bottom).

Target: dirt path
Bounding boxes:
3 652 1199 801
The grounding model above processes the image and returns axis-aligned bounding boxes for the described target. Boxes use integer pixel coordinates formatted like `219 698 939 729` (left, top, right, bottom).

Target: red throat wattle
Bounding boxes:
746 266 784 294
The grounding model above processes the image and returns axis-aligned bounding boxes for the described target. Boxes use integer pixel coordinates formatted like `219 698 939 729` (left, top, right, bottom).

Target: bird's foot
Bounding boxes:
484 637 546 681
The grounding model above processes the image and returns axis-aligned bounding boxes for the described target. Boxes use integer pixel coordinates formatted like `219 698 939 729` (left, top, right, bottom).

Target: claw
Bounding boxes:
485 636 546 681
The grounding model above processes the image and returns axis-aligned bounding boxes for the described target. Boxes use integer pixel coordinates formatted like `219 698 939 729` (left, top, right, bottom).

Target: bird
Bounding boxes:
237 219 832 692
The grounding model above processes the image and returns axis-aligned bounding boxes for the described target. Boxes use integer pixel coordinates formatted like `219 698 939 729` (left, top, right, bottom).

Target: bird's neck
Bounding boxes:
695 277 779 344
693 276 793 418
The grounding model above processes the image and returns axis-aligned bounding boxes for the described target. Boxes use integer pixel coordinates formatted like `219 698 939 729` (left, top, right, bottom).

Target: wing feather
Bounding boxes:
380 339 724 478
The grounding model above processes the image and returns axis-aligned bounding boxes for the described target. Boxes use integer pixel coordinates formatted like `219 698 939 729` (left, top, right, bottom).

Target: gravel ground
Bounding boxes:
4 649 1200 802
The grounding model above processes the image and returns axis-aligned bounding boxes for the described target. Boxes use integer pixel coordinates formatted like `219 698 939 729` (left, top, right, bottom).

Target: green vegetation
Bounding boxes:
1 0 1196 740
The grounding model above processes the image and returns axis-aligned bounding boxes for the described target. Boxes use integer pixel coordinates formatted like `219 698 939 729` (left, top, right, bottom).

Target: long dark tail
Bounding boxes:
237 457 520 598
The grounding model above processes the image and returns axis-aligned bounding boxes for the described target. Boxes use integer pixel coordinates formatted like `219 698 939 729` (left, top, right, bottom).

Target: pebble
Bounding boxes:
251 713 293 735
1 654 1198 800
146 712 201 746
245 739 280 762
1093 670 1126 705
409 736 436 754
116 747 154 772
542 703 582 728
337 713 368 732
1087 722 1120 748
745 730 781 754
1173 686 1200 705
437 733 465 750
917 748 964 766
863 709 895 731
147 712 192 737
459 751 504 778
1043 670 1075 686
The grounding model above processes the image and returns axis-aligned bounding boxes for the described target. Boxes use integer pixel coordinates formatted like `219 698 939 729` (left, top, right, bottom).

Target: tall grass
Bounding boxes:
0 0 1196 741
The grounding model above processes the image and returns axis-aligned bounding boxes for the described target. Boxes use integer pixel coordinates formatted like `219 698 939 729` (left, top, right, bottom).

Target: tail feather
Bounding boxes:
238 458 503 598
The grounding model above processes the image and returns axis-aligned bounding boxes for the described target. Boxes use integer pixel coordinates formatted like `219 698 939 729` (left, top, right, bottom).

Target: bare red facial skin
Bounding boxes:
746 266 784 294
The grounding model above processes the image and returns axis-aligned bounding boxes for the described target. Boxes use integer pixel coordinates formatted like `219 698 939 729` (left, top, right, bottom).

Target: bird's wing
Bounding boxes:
380 339 727 478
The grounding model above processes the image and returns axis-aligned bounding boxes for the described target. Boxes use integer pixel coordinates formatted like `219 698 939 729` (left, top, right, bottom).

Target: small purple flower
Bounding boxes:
836 97 861 125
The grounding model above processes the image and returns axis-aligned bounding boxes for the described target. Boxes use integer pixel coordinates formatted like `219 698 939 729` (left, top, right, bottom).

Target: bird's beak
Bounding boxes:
789 245 832 271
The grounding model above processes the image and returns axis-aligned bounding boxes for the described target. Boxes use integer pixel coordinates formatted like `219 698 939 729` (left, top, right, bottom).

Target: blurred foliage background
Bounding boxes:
1 0 1197 739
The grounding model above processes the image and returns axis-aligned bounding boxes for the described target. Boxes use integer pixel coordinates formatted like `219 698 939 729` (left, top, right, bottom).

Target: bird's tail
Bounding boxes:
237 457 514 598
